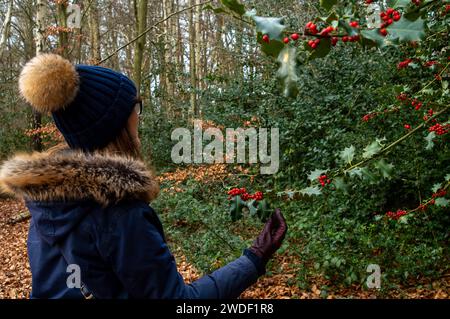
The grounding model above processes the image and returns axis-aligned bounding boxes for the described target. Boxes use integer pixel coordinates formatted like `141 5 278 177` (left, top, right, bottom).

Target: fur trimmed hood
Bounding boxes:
0 149 159 206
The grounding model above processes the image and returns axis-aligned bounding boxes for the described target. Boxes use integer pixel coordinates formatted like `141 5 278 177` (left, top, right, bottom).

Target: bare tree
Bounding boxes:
0 0 14 55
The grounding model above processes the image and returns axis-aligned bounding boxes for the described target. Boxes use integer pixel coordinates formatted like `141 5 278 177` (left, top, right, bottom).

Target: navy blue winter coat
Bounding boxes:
0 148 264 299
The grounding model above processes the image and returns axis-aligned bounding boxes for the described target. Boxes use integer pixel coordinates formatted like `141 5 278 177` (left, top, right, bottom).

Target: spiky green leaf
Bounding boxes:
251 16 286 40
300 186 322 196
308 169 327 182
340 145 355 164
435 198 449 207
221 0 246 16
277 47 299 98
320 0 337 11
374 159 394 179
425 131 436 150
387 16 425 43
363 138 386 159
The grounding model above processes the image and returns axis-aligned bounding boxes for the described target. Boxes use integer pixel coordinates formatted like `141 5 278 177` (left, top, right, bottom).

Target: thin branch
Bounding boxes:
96 0 213 65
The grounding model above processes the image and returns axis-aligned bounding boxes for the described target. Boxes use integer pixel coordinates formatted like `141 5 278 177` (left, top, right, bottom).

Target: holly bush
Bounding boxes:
191 0 450 289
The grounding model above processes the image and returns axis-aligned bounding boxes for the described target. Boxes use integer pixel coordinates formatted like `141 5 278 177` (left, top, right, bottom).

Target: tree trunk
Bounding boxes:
133 0 149 96
188 0 197 117
88 0 101 63
32 0 47 152
57 2 69 58
0 0 13 55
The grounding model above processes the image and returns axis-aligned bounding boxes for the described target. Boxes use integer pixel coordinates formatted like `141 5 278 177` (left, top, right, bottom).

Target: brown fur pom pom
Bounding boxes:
19 54 79 113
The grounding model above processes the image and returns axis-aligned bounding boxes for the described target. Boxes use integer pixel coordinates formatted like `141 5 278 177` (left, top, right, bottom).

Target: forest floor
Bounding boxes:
0 198 448 299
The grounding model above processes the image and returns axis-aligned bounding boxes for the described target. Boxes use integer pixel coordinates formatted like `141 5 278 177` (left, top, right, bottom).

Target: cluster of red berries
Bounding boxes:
342 34 360 43
397 58 413 69
282 33 300 44
308 39 321 49
379 8 401 36
429 123 450 136
424 60 438 67
396 93 408 101
305 21 319 35
386 209 407 220
227 188 264 201
411 99 423 110
396 93 424 111
320 26 336 37
432 189 447 198
419 189 447 210
318 174 331 187
423 108 434 121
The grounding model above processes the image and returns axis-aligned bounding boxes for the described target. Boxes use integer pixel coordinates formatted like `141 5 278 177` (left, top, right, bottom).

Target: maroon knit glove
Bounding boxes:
249 209 287 263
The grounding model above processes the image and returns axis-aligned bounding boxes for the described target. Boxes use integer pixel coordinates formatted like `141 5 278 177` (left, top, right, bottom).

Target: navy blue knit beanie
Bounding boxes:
18 54 137 152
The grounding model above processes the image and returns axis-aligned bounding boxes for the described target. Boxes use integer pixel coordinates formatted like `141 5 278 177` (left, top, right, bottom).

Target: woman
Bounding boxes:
0 54 287 299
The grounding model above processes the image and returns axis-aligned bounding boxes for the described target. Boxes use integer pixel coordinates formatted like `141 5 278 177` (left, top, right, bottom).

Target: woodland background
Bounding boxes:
0 0 449 298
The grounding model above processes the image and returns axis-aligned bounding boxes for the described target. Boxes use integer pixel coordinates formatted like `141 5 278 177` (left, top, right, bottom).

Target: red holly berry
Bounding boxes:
380 28 388 36
351 35 360 42
283 37 290 44
397 58 413 69
429 123 450 135
404 124 411 130
366 0 373 3
424 60 438 67
291 33 300 41
349 21 359 28
262 34 270 43
331 37 338 46
306 22 318 35
397 93 408 101
342 36 349 42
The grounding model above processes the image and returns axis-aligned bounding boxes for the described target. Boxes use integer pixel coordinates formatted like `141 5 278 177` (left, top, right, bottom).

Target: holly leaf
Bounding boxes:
276 47 299 98
431 183 441 193
386 16 425 43
320 0 337 11
363 138 386 159
256 199 272 221
246 199 258 216
361 29 388 48
435 198 449 207
425 131 436 150
251 16 286 40
339 20 359 37
339 145 355 164
257 34 284 58
445 174 450 181
361 167 378 183
300 186 322 196
229 195 245 221
308 169 327 182
220 0 246 16
320 12 339 24
203 4 226 14
307 38 332 60
348 167 363 178
387 0 411 8
334 177 349 193
374 159 394 179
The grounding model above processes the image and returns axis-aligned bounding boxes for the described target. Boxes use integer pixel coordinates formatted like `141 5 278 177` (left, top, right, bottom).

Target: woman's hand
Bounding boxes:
249 209 287 263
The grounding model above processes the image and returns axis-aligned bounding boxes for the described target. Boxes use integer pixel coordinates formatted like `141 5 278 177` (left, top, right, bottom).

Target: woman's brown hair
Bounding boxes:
47 125 142 160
